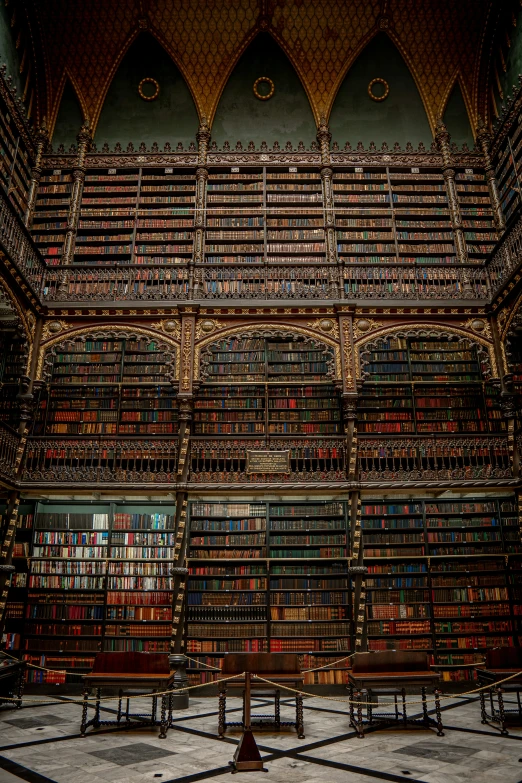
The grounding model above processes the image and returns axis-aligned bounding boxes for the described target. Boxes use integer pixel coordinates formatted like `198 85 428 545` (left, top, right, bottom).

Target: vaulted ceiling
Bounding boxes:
19 0 508 135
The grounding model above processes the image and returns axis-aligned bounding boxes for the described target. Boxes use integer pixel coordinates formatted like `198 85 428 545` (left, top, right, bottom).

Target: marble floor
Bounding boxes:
0 689 521 783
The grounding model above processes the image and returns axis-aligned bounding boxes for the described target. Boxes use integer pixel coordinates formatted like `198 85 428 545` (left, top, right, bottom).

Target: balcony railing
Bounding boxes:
0 185 46 297
486 207 522 299
0 422 21 482
21 438 178 483
189 437 347 483
358 435 513 483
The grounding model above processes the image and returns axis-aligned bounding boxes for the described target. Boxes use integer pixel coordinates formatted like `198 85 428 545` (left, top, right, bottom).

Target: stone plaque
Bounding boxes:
246 450 290 474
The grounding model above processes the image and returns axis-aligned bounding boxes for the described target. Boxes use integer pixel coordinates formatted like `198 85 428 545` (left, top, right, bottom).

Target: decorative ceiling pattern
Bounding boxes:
26 0 498 137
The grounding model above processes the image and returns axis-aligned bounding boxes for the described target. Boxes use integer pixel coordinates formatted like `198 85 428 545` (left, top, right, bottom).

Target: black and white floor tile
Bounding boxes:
0 692 521 783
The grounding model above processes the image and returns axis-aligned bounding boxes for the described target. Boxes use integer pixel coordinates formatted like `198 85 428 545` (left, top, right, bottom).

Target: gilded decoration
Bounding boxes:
37 324 180 381
355 323 498 381
33 0 492 134
307 318 339 340
193 322 341 381
461 318 492 340
353 318 380 340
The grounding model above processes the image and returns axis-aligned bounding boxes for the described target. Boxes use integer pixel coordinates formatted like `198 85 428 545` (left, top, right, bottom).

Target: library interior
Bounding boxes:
0 1 522 781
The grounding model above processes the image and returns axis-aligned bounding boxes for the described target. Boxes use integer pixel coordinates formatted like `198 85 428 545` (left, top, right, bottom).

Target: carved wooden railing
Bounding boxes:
42 265 190 301
358 435 513 483
0 185 46 296
189 437 347 483
0 422 21 482
487 208 522 299
41 262 490 302
21 438 178 483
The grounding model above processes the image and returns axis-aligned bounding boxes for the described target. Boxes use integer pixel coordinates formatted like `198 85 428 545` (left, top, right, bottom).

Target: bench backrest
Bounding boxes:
222 653 301 675
352 651 429 673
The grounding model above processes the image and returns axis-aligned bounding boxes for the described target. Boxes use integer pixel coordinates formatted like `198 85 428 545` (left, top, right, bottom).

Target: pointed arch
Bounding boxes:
194 323 341 382
328 29 434 144
37 323 181 382
93 31 199 147
440 71 475 146
50 72 86 146
354 323 497 381
211 31 316 147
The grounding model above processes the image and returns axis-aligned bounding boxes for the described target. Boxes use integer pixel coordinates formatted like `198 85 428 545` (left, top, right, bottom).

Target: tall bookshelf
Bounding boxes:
493 119 522 225
359 335 503 435
361 495 520 681
23 500 176 683
192 335 342 479
1 501 35 655
0 330 27 430
0 96 31 218
186 499 351 685
31 170 72 263
33 336 178 436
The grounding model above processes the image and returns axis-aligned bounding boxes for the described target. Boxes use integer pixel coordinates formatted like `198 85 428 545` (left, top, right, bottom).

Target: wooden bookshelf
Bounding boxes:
0 98 31 219
0 331 27 430
33 336 178 436
1 501 35 656
358 336 504 436
23 500 176 682
186 499 351 684
361 495 519 682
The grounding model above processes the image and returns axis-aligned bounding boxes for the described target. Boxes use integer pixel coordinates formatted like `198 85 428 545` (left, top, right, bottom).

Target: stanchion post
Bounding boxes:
230 671 267 773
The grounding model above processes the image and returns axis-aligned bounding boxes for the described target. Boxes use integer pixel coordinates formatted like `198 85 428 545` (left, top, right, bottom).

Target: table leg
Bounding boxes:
434 689 444 737
421 687 429 728
296 693 305 739
81 687 90 737
159 694 168 739
168 690 174 726
367 689 373 725
218 685 226 737
401 688 407 727
16 670 24 709
355 690 364 739
152 692 158 724
275 689 280 730
496 687 508 736
93 688 101 729
479 688 487 724
117 689 123 723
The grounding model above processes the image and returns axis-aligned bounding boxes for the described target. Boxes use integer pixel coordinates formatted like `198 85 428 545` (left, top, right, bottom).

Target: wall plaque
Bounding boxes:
246 450 290 474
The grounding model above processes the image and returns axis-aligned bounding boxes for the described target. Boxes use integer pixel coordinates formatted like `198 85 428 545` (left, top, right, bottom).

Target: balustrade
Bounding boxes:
0 187 46 295
0 422 21 482
22 438 179 483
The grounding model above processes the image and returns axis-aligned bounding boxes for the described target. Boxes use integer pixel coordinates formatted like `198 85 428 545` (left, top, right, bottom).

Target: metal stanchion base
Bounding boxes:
230 730 267 773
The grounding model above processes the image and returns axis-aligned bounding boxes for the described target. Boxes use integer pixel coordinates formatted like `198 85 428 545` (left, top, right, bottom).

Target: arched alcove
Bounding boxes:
52 80 84 150
95 33 199 148
329 33 432 148
211 33 316 148
443 82 474 148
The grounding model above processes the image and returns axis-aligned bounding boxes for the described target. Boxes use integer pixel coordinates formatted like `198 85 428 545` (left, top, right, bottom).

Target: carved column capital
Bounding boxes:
197 116 211 166
316 118 331 167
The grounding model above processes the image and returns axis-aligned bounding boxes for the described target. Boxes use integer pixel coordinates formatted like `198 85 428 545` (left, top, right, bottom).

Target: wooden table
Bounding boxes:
81 652 175 739
217 653 305 738
347 652 444 738
476 649 522 735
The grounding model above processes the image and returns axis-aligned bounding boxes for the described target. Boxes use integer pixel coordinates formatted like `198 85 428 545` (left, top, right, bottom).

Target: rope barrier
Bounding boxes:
250 669 522 707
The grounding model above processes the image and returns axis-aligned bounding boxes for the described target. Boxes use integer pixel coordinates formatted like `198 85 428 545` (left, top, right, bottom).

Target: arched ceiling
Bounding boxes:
24 0 501 137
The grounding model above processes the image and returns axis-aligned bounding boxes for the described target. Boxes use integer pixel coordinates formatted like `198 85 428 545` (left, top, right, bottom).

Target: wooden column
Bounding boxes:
338 312 358 479
435 119 472 294
491 315 519 478
317 119 343 298
23 120 49 229
0 491 20 637
476 117 506 236
348 493 368 653
192 117 210 298
60 118 92 274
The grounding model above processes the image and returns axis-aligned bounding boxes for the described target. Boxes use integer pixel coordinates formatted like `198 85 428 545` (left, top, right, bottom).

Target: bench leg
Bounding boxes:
218 685 226 737
117 689 123 723
275 689 280 731
296 693 304 739
367 689 373 725
16 670 24 709
402 688 407 727
421 687 429 728
434 689 444 737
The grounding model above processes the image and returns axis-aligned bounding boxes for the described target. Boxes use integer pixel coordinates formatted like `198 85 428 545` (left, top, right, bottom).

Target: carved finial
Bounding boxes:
77 116 93 148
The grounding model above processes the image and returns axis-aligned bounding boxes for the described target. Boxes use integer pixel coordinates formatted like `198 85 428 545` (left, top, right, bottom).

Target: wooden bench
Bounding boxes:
0 652 25 709
348 651 444 738
217 653 305 738
81 652 175 738
476 648 522 735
